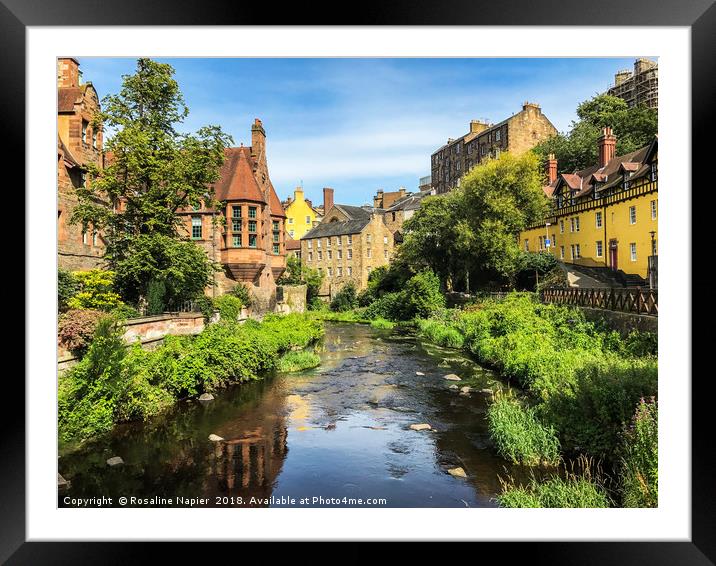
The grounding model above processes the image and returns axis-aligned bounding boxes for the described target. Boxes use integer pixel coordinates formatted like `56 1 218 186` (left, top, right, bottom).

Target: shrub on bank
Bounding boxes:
370 318 396 330
330 282 359 312
620 397 658 507
416 318 464 349
214 294 243 321
58 309 107 355
58 313 324 444
66 270 124 312
275 350 321 373
487 394 561 466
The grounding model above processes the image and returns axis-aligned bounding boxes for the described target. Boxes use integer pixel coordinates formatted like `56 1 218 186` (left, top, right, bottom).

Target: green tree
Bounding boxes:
534 94 657 174
71 58 232 303
400 151 547 291
277 256 324 307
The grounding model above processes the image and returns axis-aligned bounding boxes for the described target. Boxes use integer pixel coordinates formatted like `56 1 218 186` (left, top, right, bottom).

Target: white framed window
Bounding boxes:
596 240 603 257
629 206 637 225
560 246 565 259
92 231 98 246
327 250 332 260
308 252 313 262
326 238 331 248
575 217 580 232
383 236 388 244
570 218 575 233
559 219 564 234
575 244 581 258
81 120 88 144
82 230 88 245
191 216 202 239
306 216 311 224
307 240 312 249
327 267 332 277
288 218 294 224
630 243 637 261
337 250 342 260
347 235 352 245
595 211 602 228
337 267 342 277
289 230 294 238
92 130 98 149
347 249 353 259
347 266 352 276
337 236 342 247
651 200 657 220
317 240 321 248
367 248 372 258
570 244 575 260
318 251 322 260
366 234 372 243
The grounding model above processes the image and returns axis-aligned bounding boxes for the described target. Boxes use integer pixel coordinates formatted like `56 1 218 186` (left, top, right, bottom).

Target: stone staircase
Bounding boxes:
560 263 647 288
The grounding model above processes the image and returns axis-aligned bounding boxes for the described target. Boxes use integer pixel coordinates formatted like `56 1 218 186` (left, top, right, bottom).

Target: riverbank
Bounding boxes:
59 313 324 449
412 293 658 507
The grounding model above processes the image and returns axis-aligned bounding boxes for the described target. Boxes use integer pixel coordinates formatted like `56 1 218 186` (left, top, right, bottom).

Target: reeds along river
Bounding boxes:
58 322 536 508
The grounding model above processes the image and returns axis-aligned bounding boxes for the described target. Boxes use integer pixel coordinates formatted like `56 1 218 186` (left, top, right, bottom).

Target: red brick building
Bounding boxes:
57 57 105 270
178 119 287 307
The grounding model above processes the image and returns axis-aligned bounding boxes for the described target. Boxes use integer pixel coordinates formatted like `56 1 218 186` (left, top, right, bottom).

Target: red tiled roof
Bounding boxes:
268 183 287 218
285 239 301 250
213 147 266 204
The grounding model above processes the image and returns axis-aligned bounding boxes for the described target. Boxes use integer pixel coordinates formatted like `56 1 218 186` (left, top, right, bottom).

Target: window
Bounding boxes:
273 244 280 255
327 250 332 260
651 200 657 220
347 266 352 276
570 218 575 233
232 234 241 247
367 248 372 258
575 217 580 232
595 211 602 228
326 238 331 248
308 252 313 262
307 240 312 249
82 230 88 245
575 244 581 259
538 236 544 251
248 220 257 233
366 234 372 243
337 236 342 247
347 235 352 245
559 219 564 234
327 267 332 278
249 234 257 248
318 251 323 260
383 236 388 245
273 231 280 243
289 218 294 224
524 239 529 251
495 129 501 142
630 243 637 261
92 130 98 149
191 216 202 239
337 267 343 277
596 240 603 257
232 218 241 233
570 245 575 260
306 216 311 224
384 249 388 259
629 206 637 225
81 120 88 144
273 220 279 231
391 212 396 221
289 230 294 238
92 230 98 246
337 250 342 260
317 240 321 248
560 246 565 259
347 249 353 259
248 206 257 219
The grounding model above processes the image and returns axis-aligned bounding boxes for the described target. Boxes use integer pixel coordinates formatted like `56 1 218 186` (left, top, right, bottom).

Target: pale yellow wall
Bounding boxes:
285 188 317 240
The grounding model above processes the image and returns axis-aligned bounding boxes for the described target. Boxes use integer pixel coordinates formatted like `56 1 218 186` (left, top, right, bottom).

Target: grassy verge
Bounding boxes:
275 350 321 373
59 313 324 445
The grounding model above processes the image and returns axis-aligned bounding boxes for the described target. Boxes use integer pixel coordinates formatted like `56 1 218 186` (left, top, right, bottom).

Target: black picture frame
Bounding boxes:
5 0 710 562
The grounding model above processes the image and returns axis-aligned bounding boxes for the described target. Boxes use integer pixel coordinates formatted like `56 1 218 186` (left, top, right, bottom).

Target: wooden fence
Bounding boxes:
541 287 658 316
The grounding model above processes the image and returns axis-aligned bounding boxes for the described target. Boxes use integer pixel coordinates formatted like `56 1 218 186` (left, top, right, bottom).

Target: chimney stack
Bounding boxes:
250 118 267 171
598 127 617 168
547 154 558 185
57 57 80 88
323 187 334 214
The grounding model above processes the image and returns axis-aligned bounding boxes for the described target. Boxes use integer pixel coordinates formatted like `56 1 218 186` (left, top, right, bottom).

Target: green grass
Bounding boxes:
487 394 561 466
308 308 371 324
275 350 321 373
497 474 610 508
416 318 464 349
370 317 395 330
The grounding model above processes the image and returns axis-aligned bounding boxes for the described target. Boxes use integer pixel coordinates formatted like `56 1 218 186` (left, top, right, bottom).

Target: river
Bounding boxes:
58 322 532 508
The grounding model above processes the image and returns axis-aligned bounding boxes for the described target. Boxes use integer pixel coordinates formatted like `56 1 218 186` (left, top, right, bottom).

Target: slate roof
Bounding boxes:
386 190 432 212
303 217 371 239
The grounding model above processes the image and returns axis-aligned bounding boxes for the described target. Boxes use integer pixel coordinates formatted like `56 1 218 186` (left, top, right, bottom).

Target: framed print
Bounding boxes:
5 0 712 561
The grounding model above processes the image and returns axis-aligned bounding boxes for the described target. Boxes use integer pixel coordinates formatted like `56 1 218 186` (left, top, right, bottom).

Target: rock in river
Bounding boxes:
460 386 472 393
208 434 224 442
449 384 459 390
443 374 461 381
415 371 425 376
106 456 124 467
198 393 214 401
409 423 432 431
448 467 467 478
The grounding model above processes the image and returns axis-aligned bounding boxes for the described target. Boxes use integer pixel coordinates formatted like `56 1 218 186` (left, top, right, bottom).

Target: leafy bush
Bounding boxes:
416 318 464 349
58 309 107 355
402 269 445 319
330 282 358 312
363 292 404 321
487 395 561 466
66 270 123 312
58 269 80 311
146 278 166 315
193 295 215 322
230 283 252 308
275 350 321 373
620 397 658 507
539 357 658 459
623 330 658 358
110 303 140 320
214 294 243 321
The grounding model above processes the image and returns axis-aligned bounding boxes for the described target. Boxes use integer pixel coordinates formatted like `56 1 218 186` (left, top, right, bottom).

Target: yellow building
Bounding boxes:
283 187 321 240
520 129 657 285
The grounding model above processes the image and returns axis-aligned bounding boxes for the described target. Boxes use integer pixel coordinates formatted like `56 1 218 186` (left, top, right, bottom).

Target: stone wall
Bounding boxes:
578 306 658 336
275 284 307 314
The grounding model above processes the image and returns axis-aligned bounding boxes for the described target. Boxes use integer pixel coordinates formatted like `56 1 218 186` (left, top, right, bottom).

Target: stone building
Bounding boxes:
606 58 658 110
178 119 287 307
57 57 106 270
381 189 433 240
301 201 395 298
520 128 658 284
430 102 557 194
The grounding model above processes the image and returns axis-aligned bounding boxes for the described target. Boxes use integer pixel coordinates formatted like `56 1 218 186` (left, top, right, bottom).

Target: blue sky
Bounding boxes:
77 57 647 207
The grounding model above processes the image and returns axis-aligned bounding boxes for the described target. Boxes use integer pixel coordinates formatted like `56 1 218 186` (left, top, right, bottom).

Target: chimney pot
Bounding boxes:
546 154 558 185
598 126 617 168
323 187 334 213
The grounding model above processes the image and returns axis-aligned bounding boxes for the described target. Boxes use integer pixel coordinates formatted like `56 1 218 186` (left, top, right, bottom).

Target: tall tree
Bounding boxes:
399 151 547 291
534 94 657 174
72 58 233 304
